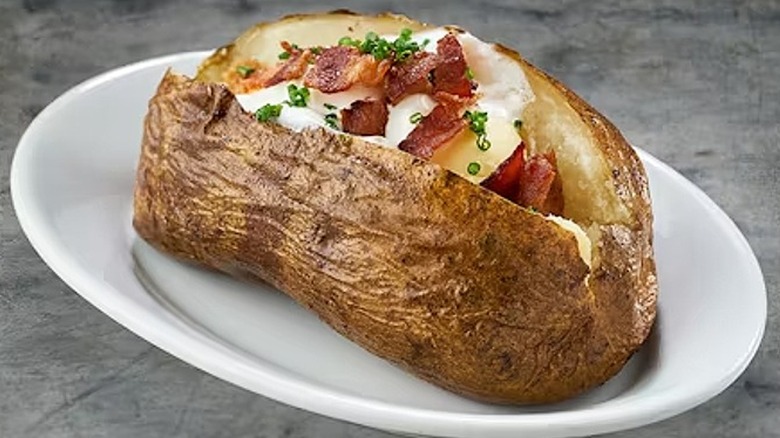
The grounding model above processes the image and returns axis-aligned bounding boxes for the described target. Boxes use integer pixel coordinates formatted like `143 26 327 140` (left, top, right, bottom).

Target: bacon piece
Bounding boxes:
538 153 565 215
280 40 302 56
432 90 476 108
304 46 391 93
261 49 313 87
225 59 264 93
384 52 438 104
226 50 312 94
516 152 564 215
431 34 473 97
340 99 389 136
481 142 527 199
398 100 468 159
481 143 564 214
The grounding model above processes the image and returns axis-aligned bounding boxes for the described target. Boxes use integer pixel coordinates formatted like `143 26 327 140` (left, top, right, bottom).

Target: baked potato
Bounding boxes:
133 11 657 404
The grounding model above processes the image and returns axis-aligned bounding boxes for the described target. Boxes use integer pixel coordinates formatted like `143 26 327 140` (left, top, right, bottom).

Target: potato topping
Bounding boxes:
230 27 558 213
340 99 389 136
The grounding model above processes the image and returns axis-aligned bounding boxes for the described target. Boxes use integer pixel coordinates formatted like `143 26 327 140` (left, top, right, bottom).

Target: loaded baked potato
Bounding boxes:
133 11 657 404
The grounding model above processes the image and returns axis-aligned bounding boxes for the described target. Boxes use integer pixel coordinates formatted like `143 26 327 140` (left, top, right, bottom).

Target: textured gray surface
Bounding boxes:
1 0 778 437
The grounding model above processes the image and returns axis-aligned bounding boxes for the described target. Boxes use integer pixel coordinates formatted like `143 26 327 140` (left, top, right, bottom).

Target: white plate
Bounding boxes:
11 52 766 438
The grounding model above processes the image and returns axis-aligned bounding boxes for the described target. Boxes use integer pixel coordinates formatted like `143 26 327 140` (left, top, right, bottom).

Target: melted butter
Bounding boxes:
431 112 522 184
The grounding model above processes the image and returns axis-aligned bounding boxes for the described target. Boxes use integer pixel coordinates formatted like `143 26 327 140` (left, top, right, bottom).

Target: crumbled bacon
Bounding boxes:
431 34 473 98
481 142 527 199
398 100 468 159
280 40 303 56
340 99 389 136
431 90 475 108
480 144 564 214
384 52 438 104
224 59 263 93
304 46 391 93
516 152 564 215
227 50 312 93
384 33 473 104
535 153 565 215
261 50 313 87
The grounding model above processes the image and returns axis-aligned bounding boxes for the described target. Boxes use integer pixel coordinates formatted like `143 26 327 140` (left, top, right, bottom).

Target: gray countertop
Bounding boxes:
1 1 778 437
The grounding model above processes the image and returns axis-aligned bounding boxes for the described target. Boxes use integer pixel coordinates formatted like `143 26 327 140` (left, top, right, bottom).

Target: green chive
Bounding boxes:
324 113 339 130
464 110 489 134
397 49 413 61
513 119 523 130
338 29 427 63
409 112 423 124
324 103 338 110
465 67 475 80
476 134 491 151
255 103 282 122
464 110 490 151
285 84 310 108
278 51 291 60
467 162 481 176
339 36 357 46
236 65 255 78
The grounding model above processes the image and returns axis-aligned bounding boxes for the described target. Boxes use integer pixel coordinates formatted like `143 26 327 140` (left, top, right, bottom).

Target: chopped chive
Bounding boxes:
513 119 523 130
339 36 357 46
236 65 255 78
464 110 490 151
465 67 475 80
285 84 310 108
324 113 340 130
336 28 427 63
464 110 489 134
409 112 424 124
397 49 413 61
391 28 424 62
324 103 338 110
467 162 481 176
255 103 282 122
278 51 291 60
476 134 491 151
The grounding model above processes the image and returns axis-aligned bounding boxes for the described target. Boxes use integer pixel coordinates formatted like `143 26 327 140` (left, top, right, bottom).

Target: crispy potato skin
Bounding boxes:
134 12 657 404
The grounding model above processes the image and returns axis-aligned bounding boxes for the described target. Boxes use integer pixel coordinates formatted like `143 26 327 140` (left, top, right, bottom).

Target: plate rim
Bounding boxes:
9 51 767 438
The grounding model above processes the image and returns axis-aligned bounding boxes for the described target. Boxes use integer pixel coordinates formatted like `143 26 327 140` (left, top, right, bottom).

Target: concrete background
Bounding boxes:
1 0 778 436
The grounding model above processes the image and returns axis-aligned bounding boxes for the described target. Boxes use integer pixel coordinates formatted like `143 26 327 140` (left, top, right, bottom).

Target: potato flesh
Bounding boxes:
520 70 629 225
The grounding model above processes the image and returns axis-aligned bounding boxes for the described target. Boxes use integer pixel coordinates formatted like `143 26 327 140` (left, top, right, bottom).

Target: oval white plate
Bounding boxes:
11 52 766 438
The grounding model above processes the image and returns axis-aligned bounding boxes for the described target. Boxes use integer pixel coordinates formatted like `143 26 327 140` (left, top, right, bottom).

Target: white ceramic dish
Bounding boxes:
11 52 766 438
